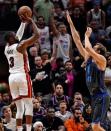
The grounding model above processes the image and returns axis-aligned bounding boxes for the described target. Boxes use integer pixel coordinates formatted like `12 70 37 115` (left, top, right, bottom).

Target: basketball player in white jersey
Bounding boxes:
4 15 39 131
50 17 73 63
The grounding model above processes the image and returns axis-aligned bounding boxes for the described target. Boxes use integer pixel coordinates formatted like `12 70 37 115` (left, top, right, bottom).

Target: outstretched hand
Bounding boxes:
66 10 72 24
85 27 92 37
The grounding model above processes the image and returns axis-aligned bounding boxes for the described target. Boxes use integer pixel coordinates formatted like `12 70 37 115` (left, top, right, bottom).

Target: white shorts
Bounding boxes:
9 72 32 100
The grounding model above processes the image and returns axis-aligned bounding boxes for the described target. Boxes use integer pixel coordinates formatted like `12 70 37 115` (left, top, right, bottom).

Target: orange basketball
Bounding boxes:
18 6 32 18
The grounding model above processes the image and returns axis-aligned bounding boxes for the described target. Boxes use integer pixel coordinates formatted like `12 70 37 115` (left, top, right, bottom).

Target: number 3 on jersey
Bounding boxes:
9 57 14 68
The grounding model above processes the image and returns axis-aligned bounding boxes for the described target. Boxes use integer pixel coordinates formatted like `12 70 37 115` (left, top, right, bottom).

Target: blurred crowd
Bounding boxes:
0 0 111 131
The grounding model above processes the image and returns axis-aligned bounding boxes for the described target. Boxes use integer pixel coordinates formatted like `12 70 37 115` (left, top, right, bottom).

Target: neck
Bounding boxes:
36 65 42 69
67 70 72 73
38 25 45 29
60 110 66 115
47 116 54 121
5 117 11 123
61 32 66 36
94 9 99 13
56 94 63 98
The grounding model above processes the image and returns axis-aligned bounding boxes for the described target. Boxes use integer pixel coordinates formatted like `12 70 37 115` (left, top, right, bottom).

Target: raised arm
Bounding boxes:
85 27 106 70
16 22 26 41
17 17 39 54
66 11 88 60
50 16 59 37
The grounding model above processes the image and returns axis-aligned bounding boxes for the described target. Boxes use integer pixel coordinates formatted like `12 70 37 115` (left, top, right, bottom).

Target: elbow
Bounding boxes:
85 46 90 52
35 33 40 39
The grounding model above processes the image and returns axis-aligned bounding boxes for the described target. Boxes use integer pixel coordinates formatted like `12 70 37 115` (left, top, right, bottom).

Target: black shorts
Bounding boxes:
92 93 110 124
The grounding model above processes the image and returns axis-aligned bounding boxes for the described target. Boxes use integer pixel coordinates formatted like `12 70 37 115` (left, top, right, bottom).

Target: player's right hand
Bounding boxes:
19 13 32 23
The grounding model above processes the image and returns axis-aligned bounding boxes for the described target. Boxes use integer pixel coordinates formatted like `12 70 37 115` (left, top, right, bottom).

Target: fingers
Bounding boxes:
87 27 92 32
66 10 69 15
85 27 92 36
66 10 70 18
66 10 71 22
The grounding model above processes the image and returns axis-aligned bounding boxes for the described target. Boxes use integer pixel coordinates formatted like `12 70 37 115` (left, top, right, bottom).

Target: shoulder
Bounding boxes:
55 111 60 115
64 118 74 125
54 116 64 124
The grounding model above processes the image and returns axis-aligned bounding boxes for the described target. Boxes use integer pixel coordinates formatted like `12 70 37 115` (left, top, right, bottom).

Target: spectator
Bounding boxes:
30 56 52 95
87 2 105 29
72 92 85 112
51 17 73 63
55 100 73 122
32 98 46 123
36 16 51 54
2 93 11 106
97 29 111 51
51 0 64 9
41 107 65 131
64 107 89 131
1 106 16 131
49 83 70 111
29 46 38 70
54 4 66 24
41 49 50 66
83 104 92 124
34 0 54 25
59 60 77 97
33 121 45 131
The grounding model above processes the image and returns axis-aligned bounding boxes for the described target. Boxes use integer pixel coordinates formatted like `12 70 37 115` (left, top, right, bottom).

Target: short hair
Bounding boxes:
37 16 45 21
55 82 63 88
33 121 43 128
74 92 82 97
64 60 72 65
71 107 82 113
57 22 66 29
46 106 55 112
96 43 107 57
1 106 10 114
59 100 67 105
4 31 16 41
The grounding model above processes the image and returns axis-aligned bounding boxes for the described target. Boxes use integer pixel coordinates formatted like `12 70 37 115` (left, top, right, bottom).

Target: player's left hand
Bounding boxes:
85 27 92 37
66 10 72 24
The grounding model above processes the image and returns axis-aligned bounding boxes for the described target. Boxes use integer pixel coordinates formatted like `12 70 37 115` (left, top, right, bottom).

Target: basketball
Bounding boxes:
18 6 32 18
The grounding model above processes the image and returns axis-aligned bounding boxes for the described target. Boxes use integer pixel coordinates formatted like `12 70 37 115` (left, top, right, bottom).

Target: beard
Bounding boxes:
75 116 80 123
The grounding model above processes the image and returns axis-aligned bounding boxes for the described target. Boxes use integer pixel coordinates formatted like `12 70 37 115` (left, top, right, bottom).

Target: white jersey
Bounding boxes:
37 26 51 53
4 43 30 74
53 33 71 62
